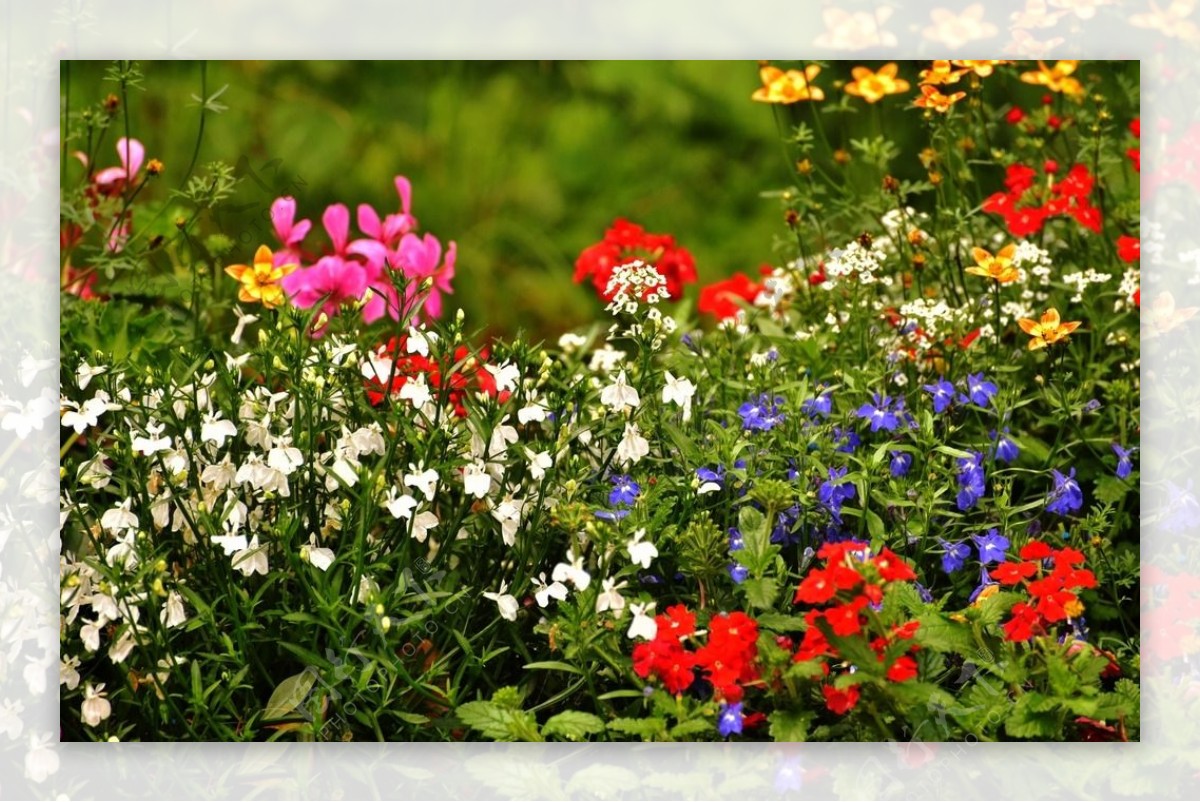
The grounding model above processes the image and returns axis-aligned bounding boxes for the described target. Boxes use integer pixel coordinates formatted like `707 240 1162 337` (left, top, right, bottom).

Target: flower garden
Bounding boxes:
59 60 1140 742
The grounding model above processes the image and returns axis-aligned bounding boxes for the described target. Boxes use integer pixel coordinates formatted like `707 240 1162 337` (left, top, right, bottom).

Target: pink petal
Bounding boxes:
271 197 296 241
358 204 382 240
394 176 413 215
323 204 351 255
116 137 144 179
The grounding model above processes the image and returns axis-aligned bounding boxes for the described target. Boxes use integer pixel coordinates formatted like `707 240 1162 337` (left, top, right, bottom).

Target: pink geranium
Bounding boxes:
93 138 144 196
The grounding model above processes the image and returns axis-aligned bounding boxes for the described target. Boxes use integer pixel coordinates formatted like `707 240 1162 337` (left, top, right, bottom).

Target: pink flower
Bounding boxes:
357 176 419 249
281 255 369 334
270 197 312 266
93 138 144 196
397 232 456 320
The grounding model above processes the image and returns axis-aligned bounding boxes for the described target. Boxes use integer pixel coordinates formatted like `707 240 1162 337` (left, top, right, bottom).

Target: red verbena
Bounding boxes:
574 218 697 302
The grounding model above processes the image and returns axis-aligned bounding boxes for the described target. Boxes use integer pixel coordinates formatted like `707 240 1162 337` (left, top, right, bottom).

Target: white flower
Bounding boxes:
211 533 249 558
25 732 60 783
552 548 591 591
486 362 521 394
327 458 359 488
483 581 519 622
399 372 432 409
411 510 439 544
385 488 419 520
80 618 104 653
0 390 55 439
20 353 57 387
108 627 137 664
626 528 658 569
488 417 519 458
558 332 588 352
616 422 650 465
201 412 238 448
600 370 640 412
627 601 658 640
404 465 440 501
232 535 269 576
517 400 548 425
463 460 492 499
301 536 335 572
532 572 568 607
231 306 259 345
491 492 524 547
131 419 172 456
106 530 139 570
267 441 304 475
406 326 435 356
60 655 81 691
661 371 696 421
81 683 112 727
0 699 24 739
525 448 552 481
62 392 116 434
160 591 188 628
595 578 628 615
100 498 138 534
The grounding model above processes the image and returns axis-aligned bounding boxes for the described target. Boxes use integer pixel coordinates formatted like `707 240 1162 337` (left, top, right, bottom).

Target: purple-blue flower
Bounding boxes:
956 451 986 511
971 528 1009 564
595 508 630 522
609 474 641 507
969 566 997 603
739 394 785 432
728 527 745 552
923 377 956 414
856 393 901 433
802 391 832 419
889 450 913 477
727 563 749 584
939 538 972 573
962 373 998 408
831 426 861 454
1046 468 1083 515
1112 444 1137 480
718 702 744 737
991 428 1020 464
818 466 857 522
697 465 725 486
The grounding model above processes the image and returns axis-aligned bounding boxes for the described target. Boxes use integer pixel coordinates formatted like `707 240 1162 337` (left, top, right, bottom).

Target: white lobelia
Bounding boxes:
231 535 269 576
80 682 112 727
616 422 650 466
661 371 696 421
463 460 492 499
404 465 440 500
600 370 640 412
551 548 592 591
531 572 569 607
625 528 659 569
595 578 628 615
627 601 658 640
524 448 553 480
483 581 519 622
301 535 335 571
384 487 419 520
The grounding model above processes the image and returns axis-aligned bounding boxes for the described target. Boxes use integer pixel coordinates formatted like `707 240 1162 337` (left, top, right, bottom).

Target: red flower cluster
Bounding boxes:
983 163 1102 237
993 541 1097 642
791 541 922 715
574 218 697 301
631 605 760 703
1116 235 1140 263
1128 117 1140 173
697 271 764 321
362 334 509 414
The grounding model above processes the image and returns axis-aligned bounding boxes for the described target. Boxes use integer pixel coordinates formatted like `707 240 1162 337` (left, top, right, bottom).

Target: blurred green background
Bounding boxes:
61 60 1137 342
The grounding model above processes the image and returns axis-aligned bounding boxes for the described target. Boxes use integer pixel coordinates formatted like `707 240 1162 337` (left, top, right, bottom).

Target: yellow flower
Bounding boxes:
966 244 1020 283
952 59 1011 78
919 60 967 86
913 84 967 113
752 65 824 104
1017 307 1082 350
1020 60 1084 97
225 245 297 309
843 63 910 103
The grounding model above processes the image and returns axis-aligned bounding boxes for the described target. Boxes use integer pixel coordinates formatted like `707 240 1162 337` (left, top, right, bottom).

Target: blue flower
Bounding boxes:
728 527 745 552
727 563 749 584
718 702 744 737
818 466 857 522
1112 444 1137 480
831 426 861 454
802 391 832 419
1046 468 1083 515
771 505 802 546
608 474 641 507
971 528 1009 564
963 373 998 408
956 451 986 511
739 394 785 432
939 538 972 573
914 582 934 604
889 451 913 477
697 465 725 486
969 566 997 603
856 393 901 433
923 377 956 414
595 508 630 522
991 428 1020 464
1084 398 1101 413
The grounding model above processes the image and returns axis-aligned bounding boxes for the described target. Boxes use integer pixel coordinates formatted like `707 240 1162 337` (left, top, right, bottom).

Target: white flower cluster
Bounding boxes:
1061 267 1112 303
822 239 892 289
603 260 671 316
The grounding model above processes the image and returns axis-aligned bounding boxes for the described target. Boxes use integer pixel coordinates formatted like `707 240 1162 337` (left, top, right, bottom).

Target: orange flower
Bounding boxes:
844 63 910 103
913 84 967 113
1020 60 1084 97
752 65 824 104
952 59 1011 78
225 245 297 309
1017 307 1082 349
966 244 1020 283
918 60 967 86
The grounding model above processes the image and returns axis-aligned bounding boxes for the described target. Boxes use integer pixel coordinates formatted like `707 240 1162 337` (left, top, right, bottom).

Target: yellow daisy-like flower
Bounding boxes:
966 244 1020 283
952 59 1011 78
224 245 297 309
919 60 967 86
913 84 967 114
1017 307 1082 350
1020 60 1085 98
752 64 824 104
844 63 910 103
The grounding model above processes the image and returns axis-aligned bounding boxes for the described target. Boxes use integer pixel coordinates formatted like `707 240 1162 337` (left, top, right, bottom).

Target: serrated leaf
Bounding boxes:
914 613 976 654
669 718 713 739
607 717 668 741
768 709 812 742
456 701 523 741
542 711 606 741
755 613 808 633
740 577 779 610
263 669 318 721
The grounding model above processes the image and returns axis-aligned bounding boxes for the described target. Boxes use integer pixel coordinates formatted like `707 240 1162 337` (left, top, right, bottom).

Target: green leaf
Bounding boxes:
669 718 713 739
542 711 606 741
456 701 517 741
1093 475 1130 505
768 709 812 742
607 717 668 741
914 613 976 654
1005 693 1064 740
741 577 779 610
523 660 585 676
865 508 885 541
755 613 808 633
263 669 318 721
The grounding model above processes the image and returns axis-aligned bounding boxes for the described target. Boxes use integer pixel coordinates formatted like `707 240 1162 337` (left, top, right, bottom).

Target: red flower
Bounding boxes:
1005 163 1038 194
698 272 764 321
891 620 921 640
1019 541 1054 560
822 684 861 715
1002 602 1040 641
574 218 697 301
873 548 917 582
1127 147 1140 173
1130 118 1140 139
1006 106 1026 125
1117 236 1140 263
658 604 697 640
886 655 919 683
824 597 868 636
795 568 838 605
992 560 1038 585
